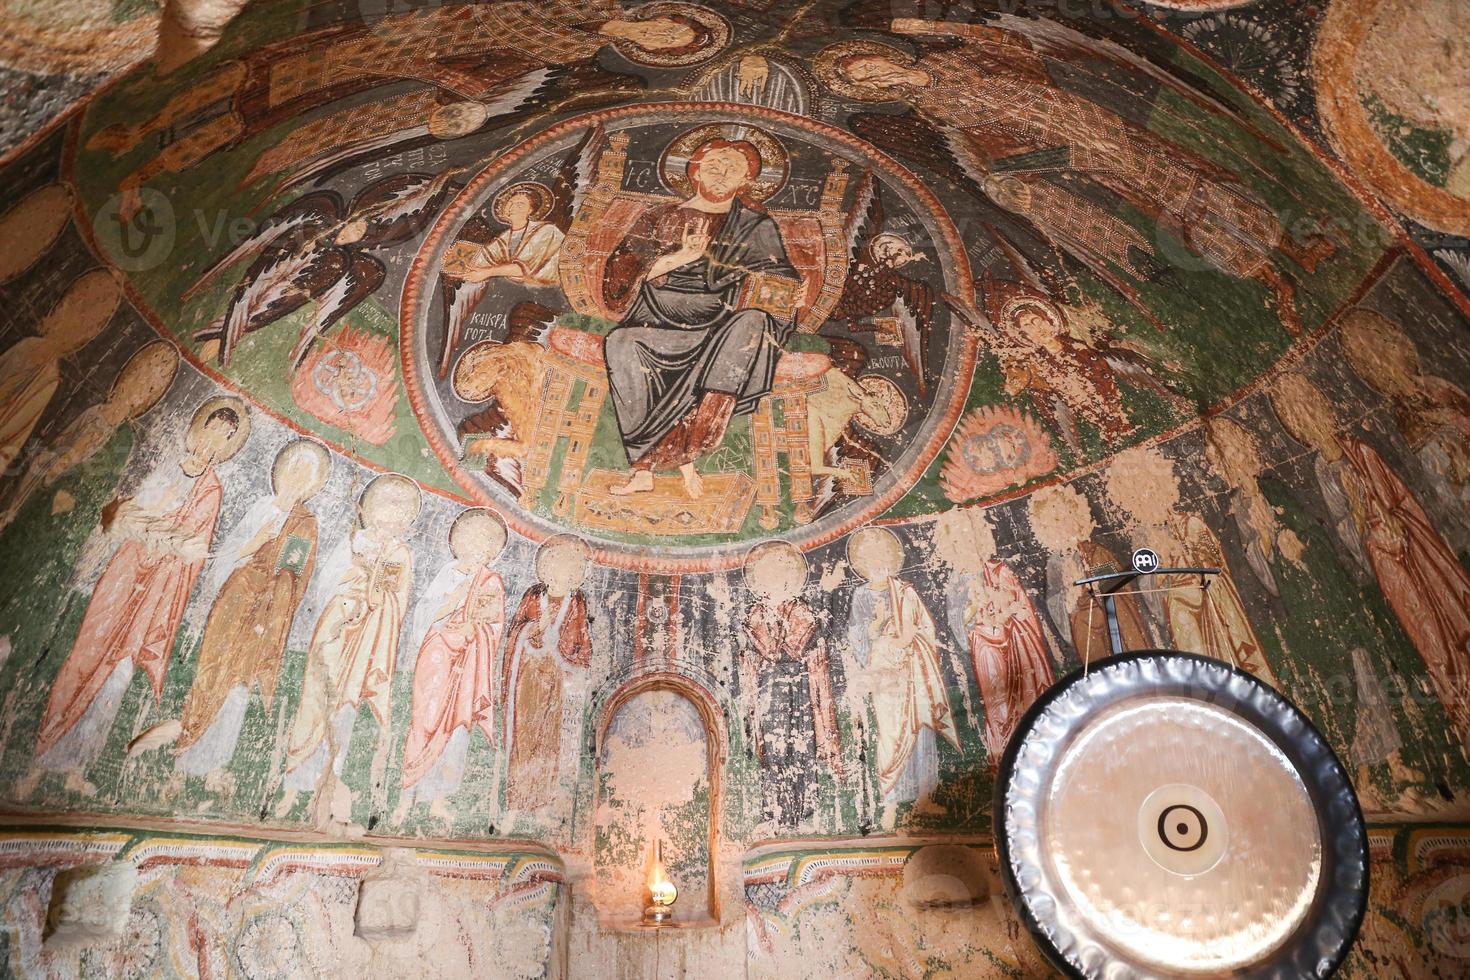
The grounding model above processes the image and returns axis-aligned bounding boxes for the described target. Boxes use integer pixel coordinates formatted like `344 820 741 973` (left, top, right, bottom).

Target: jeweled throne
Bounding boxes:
533 132 858 532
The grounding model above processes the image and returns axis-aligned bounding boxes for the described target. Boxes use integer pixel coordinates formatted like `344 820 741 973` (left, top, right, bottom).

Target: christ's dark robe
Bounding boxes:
602 199 799 465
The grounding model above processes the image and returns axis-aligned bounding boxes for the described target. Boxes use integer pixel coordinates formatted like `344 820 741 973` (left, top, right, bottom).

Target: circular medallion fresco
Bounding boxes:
402 104 973 562
56 2 1394 586
1316 0 1470 234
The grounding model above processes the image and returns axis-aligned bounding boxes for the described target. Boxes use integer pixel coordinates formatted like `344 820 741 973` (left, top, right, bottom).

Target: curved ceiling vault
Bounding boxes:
0 0 1468 976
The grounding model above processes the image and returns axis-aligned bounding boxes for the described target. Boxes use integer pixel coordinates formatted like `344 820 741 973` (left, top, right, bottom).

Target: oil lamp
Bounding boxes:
643 839 677 925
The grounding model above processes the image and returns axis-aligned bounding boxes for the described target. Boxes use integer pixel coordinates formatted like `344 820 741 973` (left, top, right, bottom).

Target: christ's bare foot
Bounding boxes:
680 463 703 499
879 801 897 831
198 338 221 363
609 470 654 495
913 796 946 815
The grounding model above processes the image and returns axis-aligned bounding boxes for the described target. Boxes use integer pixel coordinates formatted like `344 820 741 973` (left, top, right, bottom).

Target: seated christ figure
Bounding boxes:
601 137 799 498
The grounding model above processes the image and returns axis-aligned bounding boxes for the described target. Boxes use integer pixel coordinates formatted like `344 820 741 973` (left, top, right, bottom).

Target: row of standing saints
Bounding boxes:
5 301 1470 831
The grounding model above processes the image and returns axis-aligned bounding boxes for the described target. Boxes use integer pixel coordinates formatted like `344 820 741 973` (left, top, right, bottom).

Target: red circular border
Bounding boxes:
399 102 976 574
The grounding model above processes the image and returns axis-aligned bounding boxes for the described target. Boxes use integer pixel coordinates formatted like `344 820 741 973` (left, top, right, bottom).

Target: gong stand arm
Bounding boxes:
1072 567 1221 657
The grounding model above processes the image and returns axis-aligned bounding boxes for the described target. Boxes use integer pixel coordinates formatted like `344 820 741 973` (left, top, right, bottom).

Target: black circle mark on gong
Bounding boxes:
1158 803 1207 852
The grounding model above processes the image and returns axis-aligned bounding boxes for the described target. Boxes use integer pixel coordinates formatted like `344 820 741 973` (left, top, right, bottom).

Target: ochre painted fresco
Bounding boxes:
0 0 1469 975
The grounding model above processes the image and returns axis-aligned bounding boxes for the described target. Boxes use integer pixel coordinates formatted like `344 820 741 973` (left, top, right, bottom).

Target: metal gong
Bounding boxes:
995 651 1368 979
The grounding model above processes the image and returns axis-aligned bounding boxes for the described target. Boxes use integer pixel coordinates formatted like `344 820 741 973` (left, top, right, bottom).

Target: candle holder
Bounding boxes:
643 840 677 926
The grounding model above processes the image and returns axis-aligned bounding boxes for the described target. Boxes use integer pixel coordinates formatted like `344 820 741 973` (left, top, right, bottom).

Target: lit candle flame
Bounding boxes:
647 840 677 909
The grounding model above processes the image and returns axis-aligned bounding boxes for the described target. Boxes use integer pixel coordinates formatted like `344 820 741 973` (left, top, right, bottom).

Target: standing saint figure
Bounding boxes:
501 534 594 815
1206 414 1454 812
168 439 331 793
0 341 177 674
0 270 120 473
601 135 800 498
1105 445 1278 686
1269 372 1470 745
1339 308 1470 553
22 397 248 797
1026 482 1155 664
0 340 177 535
740 540 843 830
278 473 420 825
938 508 1054 764
1202 416 1288 598
396 509 508 824
845 526 959 830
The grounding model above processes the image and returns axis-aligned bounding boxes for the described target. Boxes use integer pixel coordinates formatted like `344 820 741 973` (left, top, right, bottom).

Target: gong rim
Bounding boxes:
993 650 1368 980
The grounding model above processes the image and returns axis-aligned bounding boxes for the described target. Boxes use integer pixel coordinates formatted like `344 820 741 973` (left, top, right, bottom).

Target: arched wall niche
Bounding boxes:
591 672 728 927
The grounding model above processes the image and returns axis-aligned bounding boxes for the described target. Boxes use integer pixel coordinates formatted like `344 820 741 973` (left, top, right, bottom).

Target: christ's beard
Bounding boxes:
693 181 742 203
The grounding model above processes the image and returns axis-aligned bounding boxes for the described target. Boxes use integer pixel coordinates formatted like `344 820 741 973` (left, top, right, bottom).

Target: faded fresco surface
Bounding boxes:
0 828 561 978
1 0 1470 974
0 0 160 154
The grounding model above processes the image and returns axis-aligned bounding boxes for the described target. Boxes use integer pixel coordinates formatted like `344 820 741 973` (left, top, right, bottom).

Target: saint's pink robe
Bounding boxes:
1343 437 1470 741
400 565 505 788
965 559 1054 760
36 467 223 757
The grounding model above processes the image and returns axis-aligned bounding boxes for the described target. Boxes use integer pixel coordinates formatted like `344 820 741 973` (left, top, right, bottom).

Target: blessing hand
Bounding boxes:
648 221 710 281
737 55 769 100
680 220 710 259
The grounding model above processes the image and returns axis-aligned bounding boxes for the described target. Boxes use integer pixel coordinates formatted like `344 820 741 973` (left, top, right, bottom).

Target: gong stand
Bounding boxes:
1072 564 1220 659
992 553 1372 979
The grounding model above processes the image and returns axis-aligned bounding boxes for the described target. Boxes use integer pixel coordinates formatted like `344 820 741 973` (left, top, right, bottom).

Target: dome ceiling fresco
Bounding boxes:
64 2 1384 565
1 1 1470 974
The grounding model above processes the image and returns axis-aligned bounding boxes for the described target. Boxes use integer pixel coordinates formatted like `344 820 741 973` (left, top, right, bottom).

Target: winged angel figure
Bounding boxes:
185 170 462 369
436 126 608 379
814 15 1335 336
980 273 1194 450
